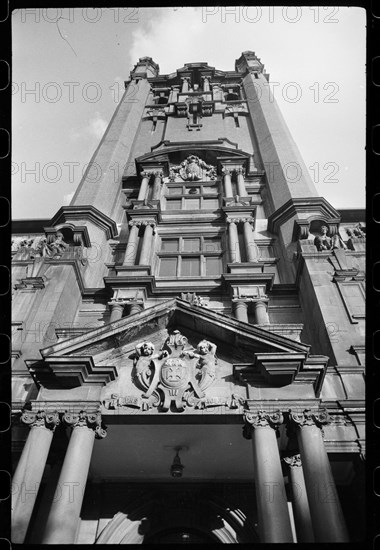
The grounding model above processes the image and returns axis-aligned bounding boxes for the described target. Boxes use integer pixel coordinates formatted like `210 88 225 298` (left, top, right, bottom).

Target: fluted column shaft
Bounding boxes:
254 300 269 324
244 411 293 542
236 168 247 197
12 411 59 543
151 171 163 200
137 172 151 201
243 220 258 262
284 454 314 542
139 223 155 265
223 169 233 197
234 300 248 323
228 220 241 263
123 223 140 266
42 412 106 544
289 409 349 542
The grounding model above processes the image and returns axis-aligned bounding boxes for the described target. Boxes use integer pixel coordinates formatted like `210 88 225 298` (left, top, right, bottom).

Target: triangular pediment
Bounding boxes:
40 298 309 362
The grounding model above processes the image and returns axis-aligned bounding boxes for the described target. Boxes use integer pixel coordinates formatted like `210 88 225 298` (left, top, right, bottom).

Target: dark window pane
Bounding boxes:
181 257 200 276
184 198 200 210
167 187 182 195
202 198 219 210
206 257 223 276
166 199 182 210
202 186 218 195
159 257 178 276
204 237 222 252
161 239 179 252
183 238 201 252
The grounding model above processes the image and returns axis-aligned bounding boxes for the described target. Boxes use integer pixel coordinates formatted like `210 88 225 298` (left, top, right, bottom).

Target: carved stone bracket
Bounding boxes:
63 410 107 439
20 410 60 431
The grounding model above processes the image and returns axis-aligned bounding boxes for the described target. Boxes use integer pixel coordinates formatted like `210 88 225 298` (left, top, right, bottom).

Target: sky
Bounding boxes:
11 6 366 219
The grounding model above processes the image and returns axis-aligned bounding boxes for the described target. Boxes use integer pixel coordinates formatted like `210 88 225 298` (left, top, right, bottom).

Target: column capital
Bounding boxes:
288 407 330 429
63 411 107 439
153 170 163 178
20 410 60 431
128 220 142 228
235 166 246 176
181 76 191 82
140 170 153 179
222 167 232 176
243 409 284 438
283 453 302 468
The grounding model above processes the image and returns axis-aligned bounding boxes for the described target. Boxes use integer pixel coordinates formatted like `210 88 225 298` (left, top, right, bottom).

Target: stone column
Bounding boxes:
138 222 155 265
41 411 107 544
181 77 190 93
123 221 140 266
202 76 210 92
222 168 234 198
12 410 60 543
233 300 248 323
283 454 314 543
289 409 349 542
108 300 125 323
236 167 248 197
137 171 151 201
129 300 144 315
151 171 163 200
169 85 179 103
253 300 269 324
227 219 241 263
244 411 293 543
243 218 258 262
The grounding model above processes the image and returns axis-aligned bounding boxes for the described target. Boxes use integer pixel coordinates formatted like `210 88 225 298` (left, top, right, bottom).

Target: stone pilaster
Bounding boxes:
123 221 141 266
233 300 248 323
227 218 241 263
138 221 156 265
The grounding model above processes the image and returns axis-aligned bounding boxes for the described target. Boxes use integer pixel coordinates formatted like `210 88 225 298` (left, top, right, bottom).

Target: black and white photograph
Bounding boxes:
10 6 366 544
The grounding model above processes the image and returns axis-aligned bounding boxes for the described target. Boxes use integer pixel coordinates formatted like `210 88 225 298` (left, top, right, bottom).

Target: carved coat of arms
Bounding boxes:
132 330 217 411
170 155 216 182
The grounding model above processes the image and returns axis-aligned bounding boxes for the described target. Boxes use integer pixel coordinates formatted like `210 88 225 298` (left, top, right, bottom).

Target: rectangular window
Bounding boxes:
161 239 179 252
166 199 182 210
165 182 220 211
159 257 178 276
185 198 200 210
158 236 223 278
206 256 223 276
182 257 200 276
183 238 201 252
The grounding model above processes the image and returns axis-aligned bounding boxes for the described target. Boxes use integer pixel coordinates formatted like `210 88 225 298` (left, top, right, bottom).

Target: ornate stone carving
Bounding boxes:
131 330 218 411
283 454 302 468
180 292 207 307
63 410 107 439
288 407 330 428
243 409 284 439
313 226 347 251
170 155 216 181
20 410 60 431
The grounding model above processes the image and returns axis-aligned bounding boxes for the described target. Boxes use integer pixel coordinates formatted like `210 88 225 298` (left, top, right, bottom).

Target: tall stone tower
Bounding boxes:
11 52 365 544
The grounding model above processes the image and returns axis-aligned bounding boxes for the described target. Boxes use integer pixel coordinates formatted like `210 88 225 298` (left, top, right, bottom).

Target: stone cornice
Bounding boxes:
267 197 341 235
25 356 118 389
49 206 118 240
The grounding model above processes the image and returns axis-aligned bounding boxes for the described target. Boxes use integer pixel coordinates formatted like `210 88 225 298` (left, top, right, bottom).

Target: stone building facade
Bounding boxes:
11 52 365 544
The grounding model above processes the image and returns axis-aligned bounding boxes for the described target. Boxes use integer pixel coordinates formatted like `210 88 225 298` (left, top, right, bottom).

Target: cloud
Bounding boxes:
70 111 108 142
63 191 75 204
